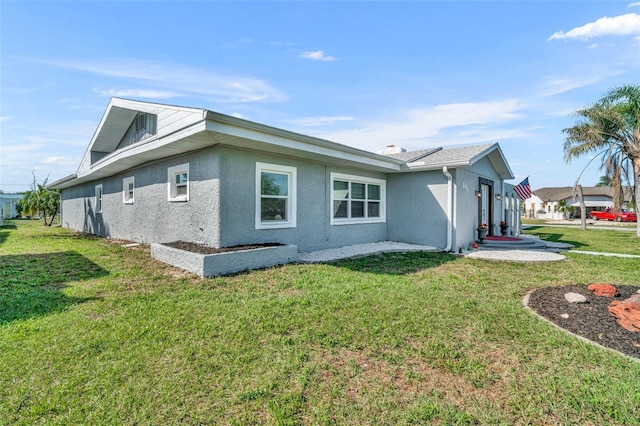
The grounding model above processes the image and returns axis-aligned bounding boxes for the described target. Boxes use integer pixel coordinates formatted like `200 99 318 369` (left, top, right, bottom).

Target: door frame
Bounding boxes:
477 177 495 235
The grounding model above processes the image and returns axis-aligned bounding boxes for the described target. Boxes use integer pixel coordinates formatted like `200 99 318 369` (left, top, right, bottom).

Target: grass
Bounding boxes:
1 220 639 425
524 224 640 255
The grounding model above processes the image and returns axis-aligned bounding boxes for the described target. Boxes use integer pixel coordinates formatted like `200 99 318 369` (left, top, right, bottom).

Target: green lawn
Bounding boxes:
524 224 640 255
1 220 639 425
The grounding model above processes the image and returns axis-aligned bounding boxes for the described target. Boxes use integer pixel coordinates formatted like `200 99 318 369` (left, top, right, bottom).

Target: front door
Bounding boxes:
478 178 494 235
481 183 490 226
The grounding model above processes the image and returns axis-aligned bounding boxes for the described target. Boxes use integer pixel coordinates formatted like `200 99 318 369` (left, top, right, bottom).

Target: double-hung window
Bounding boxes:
123 176 135 204
255 162 296 229
331 173 385 225
95 184 103 213
168 163 189 202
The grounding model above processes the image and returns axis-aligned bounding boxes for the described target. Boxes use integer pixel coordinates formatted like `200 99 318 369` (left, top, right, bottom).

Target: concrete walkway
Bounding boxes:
298 241 439 263
298 239 638 264
568 250 640 259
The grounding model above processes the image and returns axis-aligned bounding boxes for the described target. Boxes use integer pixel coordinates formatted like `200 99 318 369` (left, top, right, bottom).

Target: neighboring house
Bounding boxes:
523 186 635 220
0 193 24 219
49 98 518 257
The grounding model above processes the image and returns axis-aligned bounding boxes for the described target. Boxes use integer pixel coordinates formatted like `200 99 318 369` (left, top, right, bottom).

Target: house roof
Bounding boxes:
533 186 634 202
49 98 515 189
385 147 442 162
394 143 515 180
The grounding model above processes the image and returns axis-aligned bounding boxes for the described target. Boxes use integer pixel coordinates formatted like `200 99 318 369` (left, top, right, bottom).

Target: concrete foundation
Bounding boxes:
151 243 298 277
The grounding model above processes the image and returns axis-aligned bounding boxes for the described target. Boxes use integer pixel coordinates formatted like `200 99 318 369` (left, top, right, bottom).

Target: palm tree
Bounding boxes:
563 84 640 236
18 175 60 226
554 199 573 220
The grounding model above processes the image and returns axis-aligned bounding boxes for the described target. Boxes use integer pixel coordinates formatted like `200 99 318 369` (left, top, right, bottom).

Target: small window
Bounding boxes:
123 176 135 204
95 184 103 213
255 162 297 229
168 163 189 202
331 173 385 225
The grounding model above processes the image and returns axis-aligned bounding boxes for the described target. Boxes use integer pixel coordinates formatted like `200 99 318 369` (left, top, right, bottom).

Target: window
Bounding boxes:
123 176 135 204
168 163 189 202
331 173 385 225
255 162 296 229
95 184 103 213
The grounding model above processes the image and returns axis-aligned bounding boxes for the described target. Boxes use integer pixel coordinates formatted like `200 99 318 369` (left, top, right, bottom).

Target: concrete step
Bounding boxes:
477 237 549 251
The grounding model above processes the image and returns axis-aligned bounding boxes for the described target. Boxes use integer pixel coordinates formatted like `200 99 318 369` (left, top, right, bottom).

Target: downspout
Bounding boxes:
442 166 453 252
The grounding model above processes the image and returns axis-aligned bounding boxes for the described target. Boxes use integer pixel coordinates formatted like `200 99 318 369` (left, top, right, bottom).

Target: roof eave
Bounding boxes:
47 174 78 190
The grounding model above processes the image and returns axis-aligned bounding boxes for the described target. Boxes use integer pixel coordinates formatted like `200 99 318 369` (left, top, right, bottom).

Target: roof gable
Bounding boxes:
76 98 206 177
392 143 514 179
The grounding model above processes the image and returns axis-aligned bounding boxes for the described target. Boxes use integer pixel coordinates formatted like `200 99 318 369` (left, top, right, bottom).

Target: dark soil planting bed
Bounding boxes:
527 284 640 359
164 241 283 254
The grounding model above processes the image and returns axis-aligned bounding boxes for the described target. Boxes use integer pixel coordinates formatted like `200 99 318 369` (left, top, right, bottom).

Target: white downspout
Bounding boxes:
442 166 453 252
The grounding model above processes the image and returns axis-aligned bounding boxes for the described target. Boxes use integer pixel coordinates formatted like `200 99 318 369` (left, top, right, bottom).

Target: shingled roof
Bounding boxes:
382 143 513 179
533 186 634 202
384 147 442 162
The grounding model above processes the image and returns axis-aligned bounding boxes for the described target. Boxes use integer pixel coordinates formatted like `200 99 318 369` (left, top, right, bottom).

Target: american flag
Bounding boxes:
514 177 532 200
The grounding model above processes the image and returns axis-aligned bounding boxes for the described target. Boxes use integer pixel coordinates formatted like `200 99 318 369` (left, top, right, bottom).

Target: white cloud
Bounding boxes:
40 58 288 103
290 116 355 127
299 50 338 62
537 76 603 97
42 156 79 167
97 88 181 99
0 116 10 123
629 2 640 8
312 100 525 151
548 13 640 41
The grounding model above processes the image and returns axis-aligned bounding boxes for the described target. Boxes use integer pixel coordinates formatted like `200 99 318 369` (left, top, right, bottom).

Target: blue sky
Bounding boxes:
1 1 639 193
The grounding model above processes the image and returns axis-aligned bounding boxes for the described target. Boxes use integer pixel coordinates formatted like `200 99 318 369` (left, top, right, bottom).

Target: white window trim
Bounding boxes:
330 172 386 225
168 163 189 202
95 184 103 214
123 176 135 204
255 162 297 230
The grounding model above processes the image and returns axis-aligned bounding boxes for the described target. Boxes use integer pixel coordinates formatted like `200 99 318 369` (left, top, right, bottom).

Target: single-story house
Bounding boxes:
49 98 518 262
0 193 24 220
524 186 635 220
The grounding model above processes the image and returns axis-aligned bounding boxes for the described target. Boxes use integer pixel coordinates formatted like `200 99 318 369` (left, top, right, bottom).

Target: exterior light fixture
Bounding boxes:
475 191 482 198
495 193 501 200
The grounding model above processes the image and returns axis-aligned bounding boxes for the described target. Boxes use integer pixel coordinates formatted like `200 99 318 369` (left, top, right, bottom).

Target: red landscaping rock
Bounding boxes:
608 294 640 333
588 284 620 298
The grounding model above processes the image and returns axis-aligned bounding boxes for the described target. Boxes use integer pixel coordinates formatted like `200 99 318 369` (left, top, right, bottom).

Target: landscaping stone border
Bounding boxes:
151 243 298 277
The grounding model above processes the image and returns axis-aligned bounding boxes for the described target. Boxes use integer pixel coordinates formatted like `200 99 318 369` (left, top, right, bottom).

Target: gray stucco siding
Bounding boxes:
216 147 387 252
62 145 390 252
60 148 222 246
386 172 449 248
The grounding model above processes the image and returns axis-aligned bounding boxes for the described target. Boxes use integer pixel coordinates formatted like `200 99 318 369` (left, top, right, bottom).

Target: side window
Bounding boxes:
255 162 297 229
95 184 103 213
123 176 135 204
330 173 385 225
168 163 189 202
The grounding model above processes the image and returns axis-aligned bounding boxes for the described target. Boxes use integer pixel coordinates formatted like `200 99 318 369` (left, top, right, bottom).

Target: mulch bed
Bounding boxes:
163 241 283 255
527 285 640 359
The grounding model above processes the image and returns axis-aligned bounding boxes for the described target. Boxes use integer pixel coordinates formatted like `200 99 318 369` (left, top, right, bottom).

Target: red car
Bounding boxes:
589 209 637 222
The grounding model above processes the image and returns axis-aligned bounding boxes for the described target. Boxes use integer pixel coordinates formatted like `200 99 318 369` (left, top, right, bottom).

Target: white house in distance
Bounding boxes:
49 98 522 270
523 186 635 220
0 193 24 219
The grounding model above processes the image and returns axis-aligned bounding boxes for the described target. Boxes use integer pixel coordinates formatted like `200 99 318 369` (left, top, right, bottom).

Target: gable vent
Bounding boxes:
116 112 157 151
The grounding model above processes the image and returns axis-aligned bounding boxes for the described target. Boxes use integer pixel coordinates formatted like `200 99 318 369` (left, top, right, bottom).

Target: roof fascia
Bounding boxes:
47 174 78 190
